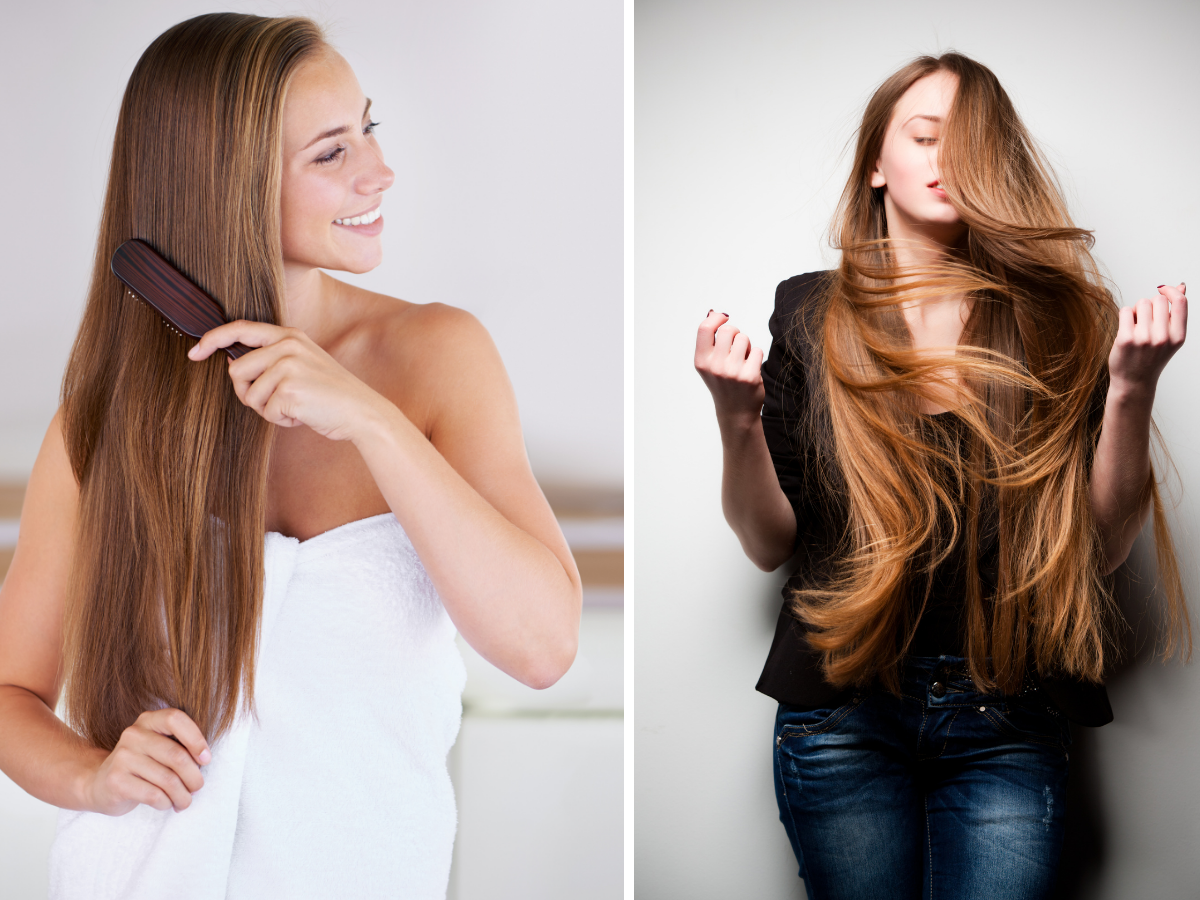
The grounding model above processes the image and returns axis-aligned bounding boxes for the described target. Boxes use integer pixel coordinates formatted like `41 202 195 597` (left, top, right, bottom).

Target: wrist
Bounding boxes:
349 393 406 450
1106 377 1156 409
71 746 106 812
716 407 763 439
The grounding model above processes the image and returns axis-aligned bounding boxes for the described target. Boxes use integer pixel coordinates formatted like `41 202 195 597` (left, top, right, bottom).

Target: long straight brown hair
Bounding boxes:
792 52 1190 694
59 13 326 749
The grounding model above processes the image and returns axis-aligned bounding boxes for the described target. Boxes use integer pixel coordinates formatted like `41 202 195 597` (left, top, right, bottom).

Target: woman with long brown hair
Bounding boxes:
695 52 1188 897
0 12 580 899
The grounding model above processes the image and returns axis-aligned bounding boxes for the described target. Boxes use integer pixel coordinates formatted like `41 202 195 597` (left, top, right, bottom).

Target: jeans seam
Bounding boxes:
930 710 959 759
925 792 933 900
774 729 804 876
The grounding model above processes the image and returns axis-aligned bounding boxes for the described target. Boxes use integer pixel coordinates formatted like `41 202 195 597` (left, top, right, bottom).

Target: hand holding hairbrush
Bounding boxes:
110 239 253 360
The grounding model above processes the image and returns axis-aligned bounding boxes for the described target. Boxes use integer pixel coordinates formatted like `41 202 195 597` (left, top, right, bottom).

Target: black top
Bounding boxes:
753 271 1114 726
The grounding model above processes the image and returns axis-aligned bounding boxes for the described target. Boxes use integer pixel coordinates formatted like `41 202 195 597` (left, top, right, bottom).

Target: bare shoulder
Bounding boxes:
378 296 498 371
333 284 508 433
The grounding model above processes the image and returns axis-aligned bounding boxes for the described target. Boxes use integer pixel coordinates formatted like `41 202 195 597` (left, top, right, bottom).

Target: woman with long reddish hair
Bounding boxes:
695 52 1188 897
0 13 580 898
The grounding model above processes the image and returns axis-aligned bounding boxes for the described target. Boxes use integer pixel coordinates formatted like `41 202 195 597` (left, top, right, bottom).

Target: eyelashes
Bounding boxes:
315 121 382 166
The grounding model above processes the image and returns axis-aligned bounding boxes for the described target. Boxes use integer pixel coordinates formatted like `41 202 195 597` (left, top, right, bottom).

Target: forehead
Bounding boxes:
888 70 958 134
282 49 365 149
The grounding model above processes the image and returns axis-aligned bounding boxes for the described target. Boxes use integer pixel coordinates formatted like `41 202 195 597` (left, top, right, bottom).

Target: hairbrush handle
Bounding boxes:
110 239 253 360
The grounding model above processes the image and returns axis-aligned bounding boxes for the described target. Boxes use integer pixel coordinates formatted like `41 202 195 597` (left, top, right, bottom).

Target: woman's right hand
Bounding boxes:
694 311 765 423
83 708 211 815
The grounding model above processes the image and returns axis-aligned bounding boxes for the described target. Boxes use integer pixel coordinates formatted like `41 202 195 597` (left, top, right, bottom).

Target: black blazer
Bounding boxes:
753 271 1113 727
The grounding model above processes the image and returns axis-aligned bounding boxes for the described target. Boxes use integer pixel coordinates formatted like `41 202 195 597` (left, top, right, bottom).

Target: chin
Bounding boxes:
322 243 384 275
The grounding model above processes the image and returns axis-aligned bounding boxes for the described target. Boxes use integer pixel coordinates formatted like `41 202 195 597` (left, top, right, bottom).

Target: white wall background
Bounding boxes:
635 0 1200 897
0 1 622 898
0 0 622 489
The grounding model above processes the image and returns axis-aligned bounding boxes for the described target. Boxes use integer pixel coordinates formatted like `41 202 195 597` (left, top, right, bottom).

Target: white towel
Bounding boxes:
48 514 466 899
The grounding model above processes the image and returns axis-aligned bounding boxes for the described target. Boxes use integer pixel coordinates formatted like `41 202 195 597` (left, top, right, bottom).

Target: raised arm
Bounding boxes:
188 304 582 690
694 310 796 571
1089 282 1187 574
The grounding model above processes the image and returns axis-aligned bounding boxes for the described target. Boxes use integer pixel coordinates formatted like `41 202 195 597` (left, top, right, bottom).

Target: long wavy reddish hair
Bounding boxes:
791 52 1189 695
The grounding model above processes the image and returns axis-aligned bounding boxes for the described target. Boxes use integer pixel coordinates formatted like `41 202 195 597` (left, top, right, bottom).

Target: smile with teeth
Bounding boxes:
334 207 381 226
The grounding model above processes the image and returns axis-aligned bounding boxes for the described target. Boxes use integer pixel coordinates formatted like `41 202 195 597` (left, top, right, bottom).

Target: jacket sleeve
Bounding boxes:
760 273 825 554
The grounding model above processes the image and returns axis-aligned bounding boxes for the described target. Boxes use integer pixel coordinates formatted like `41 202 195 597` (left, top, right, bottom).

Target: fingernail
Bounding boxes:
707 309 713 316
199 748 211 765
1157 285 1165 289
721 312 729 316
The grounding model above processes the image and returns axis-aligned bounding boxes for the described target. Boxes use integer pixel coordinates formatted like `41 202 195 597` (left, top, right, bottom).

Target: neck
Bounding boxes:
281 262 339 344
883 197 967 273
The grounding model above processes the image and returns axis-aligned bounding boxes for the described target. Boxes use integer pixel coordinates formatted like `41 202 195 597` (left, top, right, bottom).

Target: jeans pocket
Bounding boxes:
777 696 863 738
983 696 1070 749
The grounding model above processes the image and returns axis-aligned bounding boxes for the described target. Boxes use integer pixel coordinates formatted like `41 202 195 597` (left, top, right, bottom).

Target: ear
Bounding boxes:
870 161 886 189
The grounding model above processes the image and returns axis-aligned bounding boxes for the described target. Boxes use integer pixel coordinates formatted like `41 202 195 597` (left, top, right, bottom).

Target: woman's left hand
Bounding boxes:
1108 282 1187 395
187 321 384 442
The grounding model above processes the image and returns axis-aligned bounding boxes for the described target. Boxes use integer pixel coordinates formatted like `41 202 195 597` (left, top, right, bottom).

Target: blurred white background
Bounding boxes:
636 1 1200 898
0 1 622 898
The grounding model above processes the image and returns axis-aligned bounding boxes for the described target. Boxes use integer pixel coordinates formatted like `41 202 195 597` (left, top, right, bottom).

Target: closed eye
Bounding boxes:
915 137 938 145
315 121 382 166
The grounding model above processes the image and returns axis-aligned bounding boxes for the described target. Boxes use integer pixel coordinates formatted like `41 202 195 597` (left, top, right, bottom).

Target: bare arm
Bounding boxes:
189 307 582 690
694 311 796 571
348 312 582 689
0 411 212 814
1089 283 1187 574
0 409 101 810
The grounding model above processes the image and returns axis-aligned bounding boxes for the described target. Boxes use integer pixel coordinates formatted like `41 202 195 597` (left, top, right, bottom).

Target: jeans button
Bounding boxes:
930 681 946 698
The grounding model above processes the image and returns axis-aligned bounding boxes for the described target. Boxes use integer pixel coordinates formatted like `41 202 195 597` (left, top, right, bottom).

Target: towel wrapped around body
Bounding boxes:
49 513 467 900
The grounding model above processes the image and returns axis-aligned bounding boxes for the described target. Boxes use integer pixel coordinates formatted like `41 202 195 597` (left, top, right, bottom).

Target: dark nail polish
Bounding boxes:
707 309 713 316
1157 284 1165 289
721 312 729 316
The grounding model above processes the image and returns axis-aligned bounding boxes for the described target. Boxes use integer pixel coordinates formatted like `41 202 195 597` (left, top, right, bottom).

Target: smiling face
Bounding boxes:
870 69 963 241
280 47 395 276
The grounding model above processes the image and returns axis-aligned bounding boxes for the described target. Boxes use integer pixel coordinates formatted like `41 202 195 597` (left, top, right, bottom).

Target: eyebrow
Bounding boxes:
901 114 942 128
301 98 373 152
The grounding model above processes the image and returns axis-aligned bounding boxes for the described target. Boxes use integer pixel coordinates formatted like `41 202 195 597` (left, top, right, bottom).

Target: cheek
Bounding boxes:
280 171 339 250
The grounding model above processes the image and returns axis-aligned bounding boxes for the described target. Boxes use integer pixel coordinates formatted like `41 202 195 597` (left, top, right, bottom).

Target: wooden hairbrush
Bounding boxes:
110 239 252 360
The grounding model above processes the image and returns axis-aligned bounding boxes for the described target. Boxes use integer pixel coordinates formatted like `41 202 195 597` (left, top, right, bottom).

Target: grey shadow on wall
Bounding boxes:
1054 530 1173 898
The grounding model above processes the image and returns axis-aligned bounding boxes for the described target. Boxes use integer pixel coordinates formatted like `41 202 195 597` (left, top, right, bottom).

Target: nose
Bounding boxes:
357 142 395 195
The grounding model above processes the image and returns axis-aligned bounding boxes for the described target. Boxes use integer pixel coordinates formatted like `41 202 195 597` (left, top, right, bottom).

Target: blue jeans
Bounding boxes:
773 656 1070 900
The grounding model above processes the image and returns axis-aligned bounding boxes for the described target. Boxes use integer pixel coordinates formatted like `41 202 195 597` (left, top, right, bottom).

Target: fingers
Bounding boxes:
1133 296 1154 343
749 346 764 369
1132 283 1187 346
224 336 310 422
694 310 730 360
106 755 174 811
1117 304 1136 341
1157 282 1188 345
730 330 752 361
121 750 197 811
188 321 296 362
139 708 211 767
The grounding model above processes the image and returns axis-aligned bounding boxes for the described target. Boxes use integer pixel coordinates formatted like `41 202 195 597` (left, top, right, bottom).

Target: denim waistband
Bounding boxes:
901 655 1041 703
